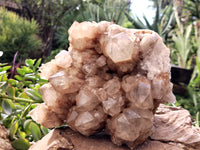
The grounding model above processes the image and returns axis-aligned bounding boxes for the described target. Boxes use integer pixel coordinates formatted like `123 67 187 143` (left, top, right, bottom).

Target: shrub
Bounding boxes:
0 58 49 150
0 7 41 63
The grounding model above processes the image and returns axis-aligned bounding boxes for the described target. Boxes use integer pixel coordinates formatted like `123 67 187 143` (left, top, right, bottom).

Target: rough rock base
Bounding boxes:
29 105 200 150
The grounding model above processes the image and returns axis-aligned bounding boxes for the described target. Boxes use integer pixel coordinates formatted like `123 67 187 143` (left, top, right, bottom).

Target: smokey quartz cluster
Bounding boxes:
30 21 176 149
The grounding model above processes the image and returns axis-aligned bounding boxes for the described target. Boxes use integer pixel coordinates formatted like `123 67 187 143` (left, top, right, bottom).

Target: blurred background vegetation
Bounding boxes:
0 0 200 149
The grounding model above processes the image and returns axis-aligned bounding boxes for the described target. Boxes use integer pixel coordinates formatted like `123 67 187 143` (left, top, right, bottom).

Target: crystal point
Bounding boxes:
30 21 176 149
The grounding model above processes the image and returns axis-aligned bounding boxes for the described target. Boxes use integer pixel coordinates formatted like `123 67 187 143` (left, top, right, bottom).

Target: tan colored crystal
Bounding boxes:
29 104 63 128
76 87 100 112
102 31 137 63
30 21 176 149
122 75 153 109
39 60 59 80
55 50 72 69
40 83 73 120
49 70 84 94
102 96 124 116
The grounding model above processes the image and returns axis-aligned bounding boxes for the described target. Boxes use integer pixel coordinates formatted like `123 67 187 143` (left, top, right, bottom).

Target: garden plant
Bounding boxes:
0 0 200 149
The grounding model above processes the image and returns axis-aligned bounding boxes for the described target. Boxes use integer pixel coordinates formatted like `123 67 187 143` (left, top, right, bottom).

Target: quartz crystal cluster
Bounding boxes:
30 21 176 149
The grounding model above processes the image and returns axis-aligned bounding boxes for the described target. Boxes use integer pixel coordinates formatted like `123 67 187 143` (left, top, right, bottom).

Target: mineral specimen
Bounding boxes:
29 21 176 149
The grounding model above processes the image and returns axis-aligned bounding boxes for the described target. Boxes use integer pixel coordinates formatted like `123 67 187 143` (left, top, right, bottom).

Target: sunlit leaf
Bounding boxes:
9 121 18 140
0 71 6 76
18 129 26 139
24 74 36 80
17 68 25 76
0 81 7 87
19 92 30 99
25 89 42 102
25 59 36 67
15 75 23 81
2 66 11 71
35 58 42 69
21 66 33 73
0 63 8 67
1 73 8 81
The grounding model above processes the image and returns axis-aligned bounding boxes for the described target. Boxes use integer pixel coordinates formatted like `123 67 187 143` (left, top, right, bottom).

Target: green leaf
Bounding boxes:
35 58 42 69
15 75 23 81
19 92 30 99
24 74 36 80
41 126 49 136
21 66 33 73
8 79 18 85
17 68 25 76
162 11 174 35
0 71 6 76
16 82 24 88
30 122 42 141
0 63 8 67
21 104 32 118
2 66 11 71
2 99 13 115
25 81 33 86
7 86 15 98
0 81 8 90
11 139 30 150
1 73 8 81
25 59 36 67
39 78 48 83
25 89 42 102
17 129 26 139
185 24 192 42
9 121 18 140
23 119 32 134
0 81 7 87
143 15 152 30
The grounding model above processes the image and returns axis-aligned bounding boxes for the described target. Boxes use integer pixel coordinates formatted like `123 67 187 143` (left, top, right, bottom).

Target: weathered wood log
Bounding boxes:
29 104 200 150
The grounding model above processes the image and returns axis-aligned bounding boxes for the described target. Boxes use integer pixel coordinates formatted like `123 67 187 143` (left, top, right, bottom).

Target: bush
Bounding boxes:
0 7 42 63
0 59 49 150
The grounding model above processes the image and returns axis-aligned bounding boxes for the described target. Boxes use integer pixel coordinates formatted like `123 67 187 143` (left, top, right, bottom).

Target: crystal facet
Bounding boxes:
30 21 175 149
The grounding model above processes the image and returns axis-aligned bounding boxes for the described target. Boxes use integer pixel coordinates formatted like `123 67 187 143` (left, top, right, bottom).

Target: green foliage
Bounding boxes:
175 88 200 127
54 0 130 50
125 0 174 40
170 6 200 127
171 8 193 68
81 0 130 24
13 0 81 57
0 7 42 63
190 41 200 89
0 59 48 149
184 0 200 21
